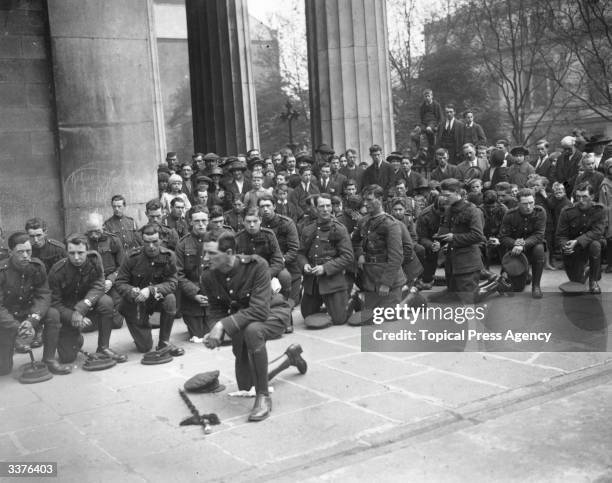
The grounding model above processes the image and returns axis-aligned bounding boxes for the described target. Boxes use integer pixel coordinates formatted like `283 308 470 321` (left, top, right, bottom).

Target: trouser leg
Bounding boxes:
108 286 124 329
0 326 17 375
300 289 322 320
158 294 177 345
41 308 61 361
120 302 153 353
589 241 602 281
57 324 82 363
322 290 349 324
421 248 438 283
182 313 206 338
289 273 302 305
92 295 114 350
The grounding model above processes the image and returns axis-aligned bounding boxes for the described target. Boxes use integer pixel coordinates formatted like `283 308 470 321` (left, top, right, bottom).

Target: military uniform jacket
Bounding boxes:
416 205 442 251
48 253 105 320
200 255 276 337
115 247 178 303
556 203 606 249
104 215 139 250
482 202 508 238
87 232 125 280
0 257 50 328
176 232 207 316
352 213 406 290
443 200 486 274
261 215 300 274
136 224 179 251
499 206 546 251
235 227 285 278
32 238 67 273
224 210 245 232
163 215 189 238
297 218 353 295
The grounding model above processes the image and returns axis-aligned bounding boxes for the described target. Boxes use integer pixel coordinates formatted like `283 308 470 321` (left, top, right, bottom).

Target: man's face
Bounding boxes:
392 204 405 220
511 186 519 198
463 146 475 160
439 189 461 207
11 241 32 267
518 195 535 215
276 174 286 185
575 189 593 210
158 180 168 192
171 202 186 218
339 156 348 167
67 242 88 267
330 159 340 173
264 159 274 170
244 215 261 234
249 150 260 160
470 181 482 193
276 190 288 202
332 200 342 215
536 145 548 157
142 233 161 258
423 92 432 103
402 158 412 170
320 166 331 179
364 193 383 215
190 212 209 236
347 152 357 166
477 148 487 159
181 166 193 179
194 157 205 170
87 228 103 241
496 143 507 153
27 228 46 249
167 156 178 168
370 150 382 164
344 184 356 196
147 209 163 225
252 175 263 189
286 157 296 170
300 169 312 184
465 112 474 124
272 154 282 165
112 201 125 217
317 197 333 221
553 185 566 199
436 151 448 167
445 107 455 120
196 191 208 205
203 241 232 273
232 169 243 180
232 200 245 212
396 183 407 196
208 217 224 232
259 200 275 220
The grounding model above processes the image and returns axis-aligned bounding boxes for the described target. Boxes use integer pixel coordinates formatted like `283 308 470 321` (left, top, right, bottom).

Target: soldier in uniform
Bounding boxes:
115 224 184 355
163 198 189 238
556 182 606 293
499 188 547 298
224 198 246 232
389 197 425 285
84 213 125 328
207 205 235 240
176 206 210 343
351 185 407 324
433 178 486 304
49 234 127 364
415 197 445 290
137 199 179 250
24 218 67 350
200 233 293 422
103 195 139 251
0 232 71 376
298 194 354 327
258 194 301 314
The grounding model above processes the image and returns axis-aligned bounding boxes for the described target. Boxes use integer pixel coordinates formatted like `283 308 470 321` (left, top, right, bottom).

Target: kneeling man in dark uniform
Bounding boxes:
201 233 293 422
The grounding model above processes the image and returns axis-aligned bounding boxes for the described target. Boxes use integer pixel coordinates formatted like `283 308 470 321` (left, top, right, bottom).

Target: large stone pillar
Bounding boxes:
306 0 395 159
186 0 259 155
47 0 164 234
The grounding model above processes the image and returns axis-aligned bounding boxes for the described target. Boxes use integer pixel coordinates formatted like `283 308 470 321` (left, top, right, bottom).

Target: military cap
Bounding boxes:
316 144 334 155
386 152 403 163
184 370 225 393
141 345 173 365
169 174 183 183
502 252 529 277
82 352 117 371
166 151 177 159
304 313 332 329
209 167 224 177
510 146 529 156
428 180 441 190
196 175 212 185
229 159 247 171
18 361 53 384
203 152 220 161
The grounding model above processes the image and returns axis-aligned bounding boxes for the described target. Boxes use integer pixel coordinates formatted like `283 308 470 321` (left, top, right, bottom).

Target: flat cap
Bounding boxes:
316 144 334 154
184 370 225 393
386 152 403 162
229 160 247 171
203 152 220 161
196 175 212 184
510 146 529 156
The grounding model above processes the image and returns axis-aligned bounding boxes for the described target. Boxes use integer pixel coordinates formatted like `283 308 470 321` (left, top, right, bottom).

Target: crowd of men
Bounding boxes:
2 87 612 422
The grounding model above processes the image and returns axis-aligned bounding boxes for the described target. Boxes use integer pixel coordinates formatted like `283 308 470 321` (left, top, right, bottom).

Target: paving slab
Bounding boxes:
321 352 426 382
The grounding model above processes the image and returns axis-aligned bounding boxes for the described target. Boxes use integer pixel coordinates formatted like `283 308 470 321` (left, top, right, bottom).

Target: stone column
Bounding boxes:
47 0 163 234
306 0 395 159
186 0 259 155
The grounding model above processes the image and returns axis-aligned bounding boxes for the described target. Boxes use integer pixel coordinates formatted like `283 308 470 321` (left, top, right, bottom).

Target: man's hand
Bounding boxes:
17 320 34 339
311 265 325 276
378 284 390 296
511 245 524 256
71 311 84 328
357 255 365 270
104 279 113 293
438 233 454 243
303 263 313 274
488 237 500 246
563 240 578 254
194 294 208 306
203 322 224 349
135 287 150 303
81 317 92 329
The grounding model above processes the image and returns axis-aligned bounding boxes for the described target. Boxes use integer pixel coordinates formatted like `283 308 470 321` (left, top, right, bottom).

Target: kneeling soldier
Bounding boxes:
0 232 71 375
49 234 127 364
115 224 184 356
499 188 547 298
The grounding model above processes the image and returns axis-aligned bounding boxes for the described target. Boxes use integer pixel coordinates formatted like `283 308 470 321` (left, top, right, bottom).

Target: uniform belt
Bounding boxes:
365 255 387 263
312 256 333 263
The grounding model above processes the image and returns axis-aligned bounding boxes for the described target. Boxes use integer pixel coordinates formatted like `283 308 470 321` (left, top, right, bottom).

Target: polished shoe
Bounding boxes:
248 394 272 422
44 359 72 375
531 285 543 299
589 280 602 294
97 347 128 363
30 330 43 348
157 342 185 357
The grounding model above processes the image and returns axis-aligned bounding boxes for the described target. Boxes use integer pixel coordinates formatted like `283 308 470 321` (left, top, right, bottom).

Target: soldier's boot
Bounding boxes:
157 312 184 356
30 326 43 348
589 256 602 294
531 262 544 299
42 321 71 375
345 291 362 321
248 348 272 422
268 344 307 381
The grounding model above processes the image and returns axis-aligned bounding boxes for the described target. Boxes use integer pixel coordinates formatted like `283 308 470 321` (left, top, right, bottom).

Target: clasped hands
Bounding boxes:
203 322 224 349
304 264 325 276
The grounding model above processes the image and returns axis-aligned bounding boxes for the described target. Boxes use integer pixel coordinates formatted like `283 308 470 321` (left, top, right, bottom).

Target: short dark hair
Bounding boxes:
8 231 30 249
258 194 275 206
299 165 311 175
170 197 185 207
345 148 357 156
66 234 89 246
217 232 236 252
362 185 384 199
369 144 382 153
517 188 535 200
244 207 261 218
445 103 455 110
209 205 225 219
111 194 126 205
440 178 463 193
145 199 162 212
574 181 594 195
141 224 161 237
25 218 46 231
316 193 332 204
189 204 209 217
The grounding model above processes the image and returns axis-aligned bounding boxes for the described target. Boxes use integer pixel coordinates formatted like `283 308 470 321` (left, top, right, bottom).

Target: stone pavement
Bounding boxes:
1 269 611 482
